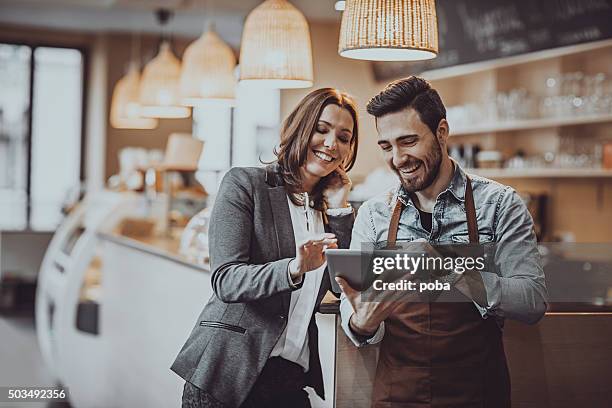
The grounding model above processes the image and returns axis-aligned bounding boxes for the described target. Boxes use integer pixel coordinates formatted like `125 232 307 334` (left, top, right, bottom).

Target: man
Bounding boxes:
335 76 548 407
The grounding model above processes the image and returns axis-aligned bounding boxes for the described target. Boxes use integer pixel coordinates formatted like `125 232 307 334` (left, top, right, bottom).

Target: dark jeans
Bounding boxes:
182 357 312 408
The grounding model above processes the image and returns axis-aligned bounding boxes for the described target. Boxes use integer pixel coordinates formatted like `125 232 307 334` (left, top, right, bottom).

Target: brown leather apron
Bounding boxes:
372 179 510 408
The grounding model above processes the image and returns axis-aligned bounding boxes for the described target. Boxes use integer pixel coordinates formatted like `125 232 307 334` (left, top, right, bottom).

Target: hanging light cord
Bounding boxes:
155 8 174 42
130 31 141 68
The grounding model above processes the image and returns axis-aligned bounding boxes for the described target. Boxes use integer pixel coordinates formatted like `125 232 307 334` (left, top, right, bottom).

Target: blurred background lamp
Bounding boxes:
110 62 158 129
239 0 313 89
139 41 191 118
161 133 204 171
180 26 237 107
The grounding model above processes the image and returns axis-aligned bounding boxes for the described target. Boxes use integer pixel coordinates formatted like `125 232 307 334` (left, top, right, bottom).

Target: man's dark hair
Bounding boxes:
366 76 446 136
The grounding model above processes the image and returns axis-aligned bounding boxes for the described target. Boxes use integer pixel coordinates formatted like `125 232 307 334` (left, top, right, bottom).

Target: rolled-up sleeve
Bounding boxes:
338 202 385 346
340 294 385 346
477 187 548 324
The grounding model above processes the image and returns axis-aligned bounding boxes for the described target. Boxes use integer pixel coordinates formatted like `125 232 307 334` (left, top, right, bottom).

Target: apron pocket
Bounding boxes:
430 365 485 406
375 365 431 405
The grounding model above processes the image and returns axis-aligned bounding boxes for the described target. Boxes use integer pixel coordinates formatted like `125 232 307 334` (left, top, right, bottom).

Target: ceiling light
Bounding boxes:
239 0 313 89
139 41 190 118
139 9 190 118
180 27 237 107
338 0 439 61
110 62 158 129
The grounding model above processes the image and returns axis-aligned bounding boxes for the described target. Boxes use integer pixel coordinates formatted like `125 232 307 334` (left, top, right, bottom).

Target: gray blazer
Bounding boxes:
170 164 354 407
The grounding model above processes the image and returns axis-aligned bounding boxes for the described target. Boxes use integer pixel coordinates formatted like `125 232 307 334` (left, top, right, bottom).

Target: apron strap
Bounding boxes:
387 199 404 248
387 176 479 246
464 176 478 244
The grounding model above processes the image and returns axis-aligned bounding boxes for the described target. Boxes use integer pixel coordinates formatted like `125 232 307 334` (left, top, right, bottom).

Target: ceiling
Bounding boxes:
0 0 343 47
0 0 341 18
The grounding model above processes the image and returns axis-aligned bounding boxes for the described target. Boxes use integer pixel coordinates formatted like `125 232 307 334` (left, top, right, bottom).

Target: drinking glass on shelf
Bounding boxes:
483 94 498 122
540 95 553 118
557 72 581 117
587 72 609 115
541 75 558 118
496 89 531 121
545 75 559 97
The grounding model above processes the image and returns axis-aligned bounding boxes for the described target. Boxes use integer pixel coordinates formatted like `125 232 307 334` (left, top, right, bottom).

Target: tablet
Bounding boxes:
326 248 376 293
326 246 434 293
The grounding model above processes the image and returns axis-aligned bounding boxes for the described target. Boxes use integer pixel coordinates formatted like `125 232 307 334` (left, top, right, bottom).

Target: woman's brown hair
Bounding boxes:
274 88 359 211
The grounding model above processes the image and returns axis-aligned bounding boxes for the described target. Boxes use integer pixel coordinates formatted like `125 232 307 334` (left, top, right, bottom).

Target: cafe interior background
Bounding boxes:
0 0 611 407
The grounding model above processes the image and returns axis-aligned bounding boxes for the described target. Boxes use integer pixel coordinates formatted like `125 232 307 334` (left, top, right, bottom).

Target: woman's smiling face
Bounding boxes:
303 104 355 180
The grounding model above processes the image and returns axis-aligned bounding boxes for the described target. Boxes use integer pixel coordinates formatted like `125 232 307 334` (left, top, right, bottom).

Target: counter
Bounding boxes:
322 290 612 407
46 227 612 408
36 221 336 408
35 192 612 407
96 232 337 408
92 231 211 408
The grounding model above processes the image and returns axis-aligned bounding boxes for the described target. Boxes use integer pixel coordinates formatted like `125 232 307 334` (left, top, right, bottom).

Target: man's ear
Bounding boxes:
436 118 449 147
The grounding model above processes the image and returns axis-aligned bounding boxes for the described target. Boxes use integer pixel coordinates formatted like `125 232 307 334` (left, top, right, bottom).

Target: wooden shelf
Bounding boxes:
451 112 612 136
422 38 612 81
468 168 612 179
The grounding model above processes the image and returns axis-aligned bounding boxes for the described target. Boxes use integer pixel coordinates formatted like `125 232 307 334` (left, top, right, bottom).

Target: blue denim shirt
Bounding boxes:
340 162 548 346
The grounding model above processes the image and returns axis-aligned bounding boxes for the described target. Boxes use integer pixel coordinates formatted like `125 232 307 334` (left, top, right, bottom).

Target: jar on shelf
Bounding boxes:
476 150 503 169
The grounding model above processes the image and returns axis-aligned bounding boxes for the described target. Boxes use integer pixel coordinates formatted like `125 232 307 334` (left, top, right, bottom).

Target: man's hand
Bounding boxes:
335 276 399 336
336 239 434 334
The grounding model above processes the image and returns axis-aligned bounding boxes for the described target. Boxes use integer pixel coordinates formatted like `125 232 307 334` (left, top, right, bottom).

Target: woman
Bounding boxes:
171 88 360 408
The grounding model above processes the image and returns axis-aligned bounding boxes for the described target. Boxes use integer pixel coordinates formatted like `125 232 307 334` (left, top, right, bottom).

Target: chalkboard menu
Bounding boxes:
372 0 612 81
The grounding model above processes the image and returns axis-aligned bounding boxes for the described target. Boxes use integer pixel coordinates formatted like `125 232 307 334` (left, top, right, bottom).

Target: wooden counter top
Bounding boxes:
96 231 344 315
98 231 210 273
97 233 612 315
319 291 341 314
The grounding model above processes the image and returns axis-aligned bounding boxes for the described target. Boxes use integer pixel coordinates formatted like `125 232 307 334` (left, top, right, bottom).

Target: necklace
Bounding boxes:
302 192 311 232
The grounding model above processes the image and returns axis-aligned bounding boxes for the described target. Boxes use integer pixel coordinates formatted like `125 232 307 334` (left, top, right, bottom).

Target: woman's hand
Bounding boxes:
323 167 352 209
289 233 338 281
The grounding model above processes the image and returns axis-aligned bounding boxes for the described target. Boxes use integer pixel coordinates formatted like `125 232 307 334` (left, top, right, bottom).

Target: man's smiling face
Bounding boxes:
376 108 445 193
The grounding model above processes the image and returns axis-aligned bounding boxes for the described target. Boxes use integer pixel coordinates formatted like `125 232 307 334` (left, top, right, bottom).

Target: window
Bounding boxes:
0 44 30 229
0 43 85 231
192 86 280 196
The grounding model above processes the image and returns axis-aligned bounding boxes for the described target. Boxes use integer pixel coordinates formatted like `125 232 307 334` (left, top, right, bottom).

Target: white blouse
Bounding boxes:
269 194 327 372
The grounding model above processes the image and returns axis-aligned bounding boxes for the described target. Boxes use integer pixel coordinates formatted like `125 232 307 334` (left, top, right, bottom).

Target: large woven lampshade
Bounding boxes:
338 0 439 61
139 41 191 118
180 28 237 106
239 0 313 89
110 62 158 129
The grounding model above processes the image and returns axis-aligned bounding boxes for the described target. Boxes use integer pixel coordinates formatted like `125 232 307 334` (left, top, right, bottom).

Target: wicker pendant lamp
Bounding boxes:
139 10 190 118
110 63 158 129
180 26 237 106
239 0 313 89
140 41 190 118
110 34 158 129
338 0 439 61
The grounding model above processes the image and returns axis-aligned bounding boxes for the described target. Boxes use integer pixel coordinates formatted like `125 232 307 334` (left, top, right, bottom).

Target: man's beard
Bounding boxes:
393 139 442 193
